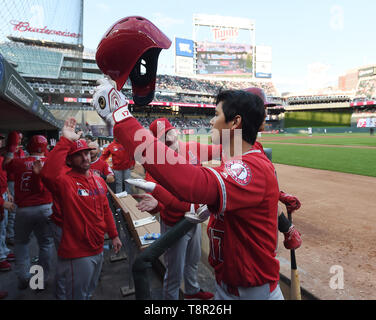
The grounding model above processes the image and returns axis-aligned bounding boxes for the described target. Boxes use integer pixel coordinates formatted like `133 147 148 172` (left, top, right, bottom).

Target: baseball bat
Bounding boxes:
288 211 301 300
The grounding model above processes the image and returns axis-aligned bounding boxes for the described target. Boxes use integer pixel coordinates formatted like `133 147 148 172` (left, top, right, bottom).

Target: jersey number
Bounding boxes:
208 227 224 263
20 172 32 192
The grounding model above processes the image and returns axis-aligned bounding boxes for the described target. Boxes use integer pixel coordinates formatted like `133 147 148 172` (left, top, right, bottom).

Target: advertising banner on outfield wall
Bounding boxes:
357 118 376 128
0 53 59 128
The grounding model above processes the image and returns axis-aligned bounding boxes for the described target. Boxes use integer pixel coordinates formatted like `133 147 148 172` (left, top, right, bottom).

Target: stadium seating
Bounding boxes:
356 78 376 99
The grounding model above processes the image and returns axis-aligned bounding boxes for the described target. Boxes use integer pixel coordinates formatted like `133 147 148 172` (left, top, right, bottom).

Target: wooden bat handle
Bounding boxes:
288 211 302 300
291 269 302 300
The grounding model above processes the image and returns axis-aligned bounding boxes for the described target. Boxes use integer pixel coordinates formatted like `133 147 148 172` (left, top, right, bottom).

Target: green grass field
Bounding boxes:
263 136 376 147
181 133 376 177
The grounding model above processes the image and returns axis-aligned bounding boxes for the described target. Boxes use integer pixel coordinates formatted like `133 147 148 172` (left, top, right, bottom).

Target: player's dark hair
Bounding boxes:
216 90 265 145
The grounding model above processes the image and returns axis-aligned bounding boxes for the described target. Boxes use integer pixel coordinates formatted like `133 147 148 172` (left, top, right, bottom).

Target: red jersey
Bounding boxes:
100 140 135 170
205 149 280 289
5 156 52 208
90 158 114 178
0 156 7 207
41 137 118 259
113 117 280 290
7 147 25 182
146 140 221 226
32 164 70 227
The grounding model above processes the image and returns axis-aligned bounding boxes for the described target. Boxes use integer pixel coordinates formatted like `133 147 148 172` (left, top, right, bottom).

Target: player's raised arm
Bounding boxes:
93 90 219 206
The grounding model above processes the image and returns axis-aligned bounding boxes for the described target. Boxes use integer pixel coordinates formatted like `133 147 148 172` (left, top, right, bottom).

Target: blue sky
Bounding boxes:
83 0 376 94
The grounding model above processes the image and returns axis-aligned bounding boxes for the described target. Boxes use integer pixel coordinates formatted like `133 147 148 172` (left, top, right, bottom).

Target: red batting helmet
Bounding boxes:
96 16 172 106
243 87 277 107
27 135 48 154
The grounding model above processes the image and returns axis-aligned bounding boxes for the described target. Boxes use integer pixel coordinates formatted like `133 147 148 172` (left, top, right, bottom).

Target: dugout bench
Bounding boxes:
107 186 197 299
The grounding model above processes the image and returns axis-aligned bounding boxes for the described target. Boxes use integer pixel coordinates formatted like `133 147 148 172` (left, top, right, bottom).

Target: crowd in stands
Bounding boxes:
155 74 277 96
356 78 376 99
285 95 351 105
353 107 376 114
136 116 211 130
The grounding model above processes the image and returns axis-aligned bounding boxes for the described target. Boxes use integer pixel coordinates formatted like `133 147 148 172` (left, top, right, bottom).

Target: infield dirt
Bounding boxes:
275 163 376 300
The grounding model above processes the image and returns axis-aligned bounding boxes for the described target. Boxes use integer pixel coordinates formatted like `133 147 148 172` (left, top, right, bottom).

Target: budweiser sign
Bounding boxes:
10 20 81 39
212 27 239 41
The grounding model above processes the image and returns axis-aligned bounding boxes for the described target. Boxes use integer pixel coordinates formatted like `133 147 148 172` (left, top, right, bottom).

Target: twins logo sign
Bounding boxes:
225 160 251 185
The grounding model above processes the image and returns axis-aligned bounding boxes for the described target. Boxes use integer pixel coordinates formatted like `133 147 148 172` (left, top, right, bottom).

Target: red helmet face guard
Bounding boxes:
129 47 161 106
96 16 171 106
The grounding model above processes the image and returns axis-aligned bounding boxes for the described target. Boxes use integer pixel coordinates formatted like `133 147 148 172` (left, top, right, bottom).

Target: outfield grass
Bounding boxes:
181 133 376 177
263 143 376 177
263 136 376 147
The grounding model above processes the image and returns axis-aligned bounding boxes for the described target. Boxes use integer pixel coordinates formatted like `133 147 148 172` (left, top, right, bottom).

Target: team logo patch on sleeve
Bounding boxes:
225 160 251 185
78 189 89 196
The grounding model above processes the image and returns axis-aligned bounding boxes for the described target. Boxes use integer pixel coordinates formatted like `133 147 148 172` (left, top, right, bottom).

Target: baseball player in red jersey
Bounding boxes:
93 87 284 299
93 16 282 299
100 138 134 194
0 133 13 297
3 135 54 289
40 118 122 300
88 141 115 184
126 117 219 300
5 131 25 246
0 134 17 273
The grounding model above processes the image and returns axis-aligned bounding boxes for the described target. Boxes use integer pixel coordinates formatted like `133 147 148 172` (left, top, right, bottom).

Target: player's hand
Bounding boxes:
111 236 122 254
92 78 132 126
133 194 159 212
7 192 14 204
184 204 211 224
3 201 16 213
279 191 301 214
62 118 83 142
32 159 43 175
126 178 156 193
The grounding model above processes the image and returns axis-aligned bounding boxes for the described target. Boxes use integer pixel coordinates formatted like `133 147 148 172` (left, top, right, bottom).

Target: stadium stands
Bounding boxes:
355 78 376 99
156 74 278 96
0 42 63 78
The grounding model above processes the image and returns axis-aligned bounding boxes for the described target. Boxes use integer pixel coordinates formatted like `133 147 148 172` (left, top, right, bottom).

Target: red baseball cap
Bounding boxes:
149 118 175 139
68 139 96 156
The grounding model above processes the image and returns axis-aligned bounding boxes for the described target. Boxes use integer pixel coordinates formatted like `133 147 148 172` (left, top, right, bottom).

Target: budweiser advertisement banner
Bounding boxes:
0 0 83 45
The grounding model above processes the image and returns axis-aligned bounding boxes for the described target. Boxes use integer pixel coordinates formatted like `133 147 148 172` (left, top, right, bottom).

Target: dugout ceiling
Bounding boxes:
0 53 60 132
